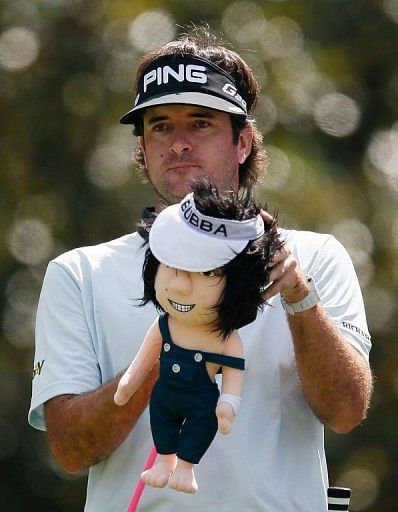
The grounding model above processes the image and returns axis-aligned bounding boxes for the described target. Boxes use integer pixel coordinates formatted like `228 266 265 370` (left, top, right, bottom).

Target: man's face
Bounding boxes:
154 263 226 328
139 105 252 210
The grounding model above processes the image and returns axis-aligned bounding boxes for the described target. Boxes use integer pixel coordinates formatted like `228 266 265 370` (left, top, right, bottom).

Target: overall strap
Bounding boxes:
158 313 172 343
204 352 245 371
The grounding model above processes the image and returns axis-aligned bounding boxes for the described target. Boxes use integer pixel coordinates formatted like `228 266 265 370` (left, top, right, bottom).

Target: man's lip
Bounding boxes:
166 164 201 172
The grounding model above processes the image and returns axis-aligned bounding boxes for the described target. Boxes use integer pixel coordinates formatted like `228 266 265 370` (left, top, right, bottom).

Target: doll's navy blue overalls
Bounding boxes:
150 313 245 464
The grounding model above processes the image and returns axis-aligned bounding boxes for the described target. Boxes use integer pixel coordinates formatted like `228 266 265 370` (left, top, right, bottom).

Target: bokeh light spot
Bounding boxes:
331 219 374 287
3 305 36 348
270 17 304 58
86 126 134 190
257 21 283 60
128 10 176 52
104 58 135 94
337 468 379 510
222 1 265 41
87 148 131 189
382 0 398 23
365 286 395 332
313 93 361 137
0 27 40 71
365 127 398 190
6 268 41 314
332 219 374 254
256 95 278 134
6 219 54 265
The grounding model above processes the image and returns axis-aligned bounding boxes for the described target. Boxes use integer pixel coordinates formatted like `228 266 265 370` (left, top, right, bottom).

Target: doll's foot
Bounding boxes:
168 465 198 494
141 461 176 488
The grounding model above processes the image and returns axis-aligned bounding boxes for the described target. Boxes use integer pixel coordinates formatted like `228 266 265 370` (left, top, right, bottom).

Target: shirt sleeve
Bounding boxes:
304 235 371 364
28 260 101 431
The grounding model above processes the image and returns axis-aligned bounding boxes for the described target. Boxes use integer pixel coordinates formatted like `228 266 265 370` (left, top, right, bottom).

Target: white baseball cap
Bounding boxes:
149 192 264 272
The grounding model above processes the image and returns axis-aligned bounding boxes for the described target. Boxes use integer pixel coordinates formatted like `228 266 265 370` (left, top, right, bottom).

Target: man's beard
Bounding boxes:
146 173 185 209
145 168 238 210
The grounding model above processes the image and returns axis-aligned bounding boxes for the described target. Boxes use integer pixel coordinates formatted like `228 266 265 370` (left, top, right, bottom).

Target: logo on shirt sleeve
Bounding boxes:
32 359 45 379
342 321 371 341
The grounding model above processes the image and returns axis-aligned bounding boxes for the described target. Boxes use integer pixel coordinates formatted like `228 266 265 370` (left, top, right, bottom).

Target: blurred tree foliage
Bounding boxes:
0 0 397 510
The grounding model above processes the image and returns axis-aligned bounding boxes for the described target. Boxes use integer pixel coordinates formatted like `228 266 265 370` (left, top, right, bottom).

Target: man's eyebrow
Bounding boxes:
145 110 217 126
146 115 168 126
188 111 217 118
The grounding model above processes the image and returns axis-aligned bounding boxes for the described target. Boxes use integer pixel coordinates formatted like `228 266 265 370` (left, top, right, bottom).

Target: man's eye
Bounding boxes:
152 123 168 132
194 120 210 128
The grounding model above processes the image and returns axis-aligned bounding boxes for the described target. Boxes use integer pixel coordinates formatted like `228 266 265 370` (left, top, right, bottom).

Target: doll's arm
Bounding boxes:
216 331 244 434
114 318 162 406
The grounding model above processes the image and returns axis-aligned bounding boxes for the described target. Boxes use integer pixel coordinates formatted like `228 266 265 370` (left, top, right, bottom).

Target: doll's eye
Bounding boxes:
200 269 221 278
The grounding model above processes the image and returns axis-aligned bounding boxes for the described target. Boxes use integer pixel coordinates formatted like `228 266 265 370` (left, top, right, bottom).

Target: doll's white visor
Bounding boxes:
149 192 264 272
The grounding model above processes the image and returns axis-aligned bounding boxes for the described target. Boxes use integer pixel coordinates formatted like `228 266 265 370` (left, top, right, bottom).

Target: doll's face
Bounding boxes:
154 263 226 327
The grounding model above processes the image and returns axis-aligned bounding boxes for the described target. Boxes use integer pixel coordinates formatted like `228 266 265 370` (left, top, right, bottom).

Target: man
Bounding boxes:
29 27 373 511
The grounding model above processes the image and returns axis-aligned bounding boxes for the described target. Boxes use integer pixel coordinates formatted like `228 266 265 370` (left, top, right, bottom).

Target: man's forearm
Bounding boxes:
288 305 373 433
263 241 373 433
44 364 159 473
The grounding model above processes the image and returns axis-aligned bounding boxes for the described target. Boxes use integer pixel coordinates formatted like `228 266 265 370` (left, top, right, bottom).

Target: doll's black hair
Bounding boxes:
140 178 284 340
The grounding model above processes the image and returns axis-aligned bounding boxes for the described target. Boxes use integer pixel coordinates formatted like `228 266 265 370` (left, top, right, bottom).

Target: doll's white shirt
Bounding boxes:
28 229 371 512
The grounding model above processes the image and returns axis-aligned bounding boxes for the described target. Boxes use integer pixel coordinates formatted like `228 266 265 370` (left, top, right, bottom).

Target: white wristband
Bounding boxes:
218 393 242 415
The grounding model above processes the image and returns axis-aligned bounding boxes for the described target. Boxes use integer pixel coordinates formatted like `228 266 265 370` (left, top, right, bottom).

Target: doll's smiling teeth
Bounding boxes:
168 299 195 313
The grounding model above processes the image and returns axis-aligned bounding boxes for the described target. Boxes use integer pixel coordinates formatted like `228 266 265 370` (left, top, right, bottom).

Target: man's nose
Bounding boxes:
169 129 192 155
169 269 193 295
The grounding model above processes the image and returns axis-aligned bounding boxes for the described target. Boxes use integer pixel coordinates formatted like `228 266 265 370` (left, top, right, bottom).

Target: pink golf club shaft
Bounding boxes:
127 447 157 512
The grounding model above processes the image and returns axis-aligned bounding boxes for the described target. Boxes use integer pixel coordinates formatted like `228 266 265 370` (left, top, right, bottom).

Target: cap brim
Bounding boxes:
120 92 246 124
149 204 247 272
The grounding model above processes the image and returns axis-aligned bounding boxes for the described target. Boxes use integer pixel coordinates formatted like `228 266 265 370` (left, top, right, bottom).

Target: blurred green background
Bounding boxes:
1 0 397 510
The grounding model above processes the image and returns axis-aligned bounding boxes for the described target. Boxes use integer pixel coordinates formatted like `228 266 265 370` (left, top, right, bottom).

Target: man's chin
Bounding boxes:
152 172 236 206
163 182 198 204
154 187 189 209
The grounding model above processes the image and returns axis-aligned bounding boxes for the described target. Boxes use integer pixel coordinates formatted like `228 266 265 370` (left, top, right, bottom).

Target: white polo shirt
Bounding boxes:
29 228 371 512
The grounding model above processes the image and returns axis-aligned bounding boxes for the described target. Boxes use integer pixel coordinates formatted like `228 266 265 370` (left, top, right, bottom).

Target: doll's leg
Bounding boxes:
178 408 218 463
168 407 218 493
146 385 180 487
141 453 177 488
168 457 197 494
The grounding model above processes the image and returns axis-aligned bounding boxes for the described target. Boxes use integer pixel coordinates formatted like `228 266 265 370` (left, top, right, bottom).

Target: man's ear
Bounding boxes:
237 123 253 164
139 136 148 167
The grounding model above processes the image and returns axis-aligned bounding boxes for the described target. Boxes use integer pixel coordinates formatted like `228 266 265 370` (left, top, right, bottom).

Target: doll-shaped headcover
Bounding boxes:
144 179 283 333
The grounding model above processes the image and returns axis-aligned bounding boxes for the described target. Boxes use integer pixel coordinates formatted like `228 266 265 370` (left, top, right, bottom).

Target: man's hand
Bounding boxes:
260 210 309 303
264 244 309 303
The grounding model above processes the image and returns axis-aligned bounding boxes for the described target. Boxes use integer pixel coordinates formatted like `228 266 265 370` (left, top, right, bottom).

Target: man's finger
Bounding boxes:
268 245 291 268
260 209 277 228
